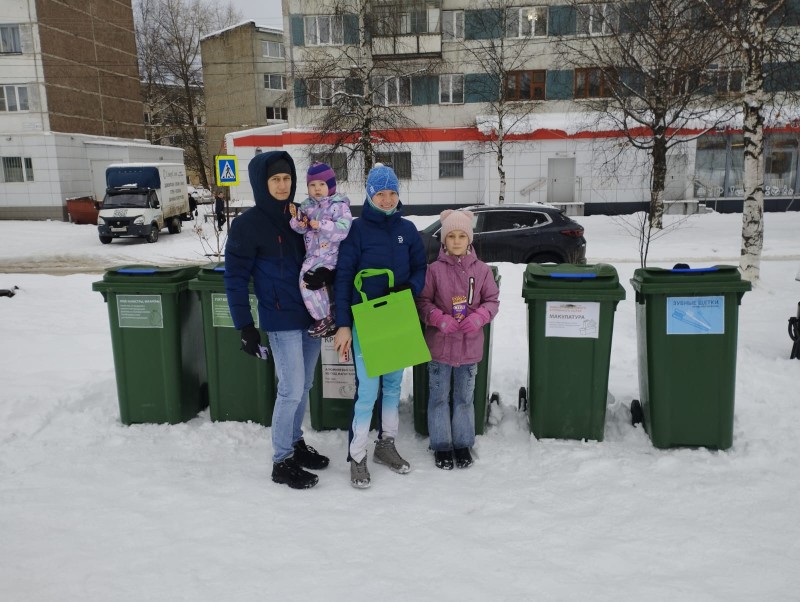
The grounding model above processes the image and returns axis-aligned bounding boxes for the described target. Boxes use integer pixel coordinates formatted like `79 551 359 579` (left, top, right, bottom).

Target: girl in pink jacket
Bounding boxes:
417 210 499 469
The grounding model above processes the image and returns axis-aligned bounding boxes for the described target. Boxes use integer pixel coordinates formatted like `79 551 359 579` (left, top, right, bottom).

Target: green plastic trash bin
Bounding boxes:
188 264 277 426
309 336 360 430
522 263 626 441
92 265 207 425
630 265 751 449
413 266 501 437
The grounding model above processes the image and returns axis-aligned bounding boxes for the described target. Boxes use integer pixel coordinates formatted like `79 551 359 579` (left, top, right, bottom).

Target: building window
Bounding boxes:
0 25 21 54
0 85 28 111
307 78 345 107
709 66 743 95
439 74 464 104
304 15 344 46
574 68 614 99
311 151 348 181
505 70 546 101
439 150 464 178
505 7 547 38
264 74 286 90
375 152 412 179
576 3 618 36
261 40 285 58
441 10 464 41
372 76 411 106
266 106 288 120
2 156 33 183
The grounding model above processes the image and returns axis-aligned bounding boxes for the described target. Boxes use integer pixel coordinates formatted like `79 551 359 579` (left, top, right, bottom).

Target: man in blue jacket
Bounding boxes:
224 151 329 489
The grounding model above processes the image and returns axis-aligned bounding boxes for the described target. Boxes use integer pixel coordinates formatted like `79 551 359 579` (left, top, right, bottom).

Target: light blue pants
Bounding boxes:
266 329 321 463
349 326 403 463
427 361 477 451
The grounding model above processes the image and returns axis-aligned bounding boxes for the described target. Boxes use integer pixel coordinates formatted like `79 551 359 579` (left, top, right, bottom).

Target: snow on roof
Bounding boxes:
201 20 283 41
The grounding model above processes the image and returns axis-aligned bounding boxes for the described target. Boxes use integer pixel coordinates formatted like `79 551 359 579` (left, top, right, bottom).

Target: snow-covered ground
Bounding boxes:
1 211 799 601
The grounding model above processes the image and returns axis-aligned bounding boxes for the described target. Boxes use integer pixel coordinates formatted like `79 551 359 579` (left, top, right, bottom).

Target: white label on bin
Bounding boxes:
545 301 600 338
117 295 163 328
320 336 356 399
666 296 725 335
211 294 258 328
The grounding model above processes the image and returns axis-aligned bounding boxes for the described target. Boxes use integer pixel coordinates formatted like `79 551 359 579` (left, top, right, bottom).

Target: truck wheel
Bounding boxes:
146 225 159 243
99 236 113 244
167 217 182 234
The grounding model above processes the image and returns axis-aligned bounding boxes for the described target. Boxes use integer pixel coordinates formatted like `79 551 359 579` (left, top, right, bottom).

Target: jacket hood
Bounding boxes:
249 150 297 216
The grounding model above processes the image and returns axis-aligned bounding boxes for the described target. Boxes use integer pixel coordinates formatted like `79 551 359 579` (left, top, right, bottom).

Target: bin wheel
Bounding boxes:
99 235 113 244
489 392 499 405
630 399 644 426
518 387 528 412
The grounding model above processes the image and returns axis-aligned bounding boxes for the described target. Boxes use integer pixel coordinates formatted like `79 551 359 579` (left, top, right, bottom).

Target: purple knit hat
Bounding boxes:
307 162 336 195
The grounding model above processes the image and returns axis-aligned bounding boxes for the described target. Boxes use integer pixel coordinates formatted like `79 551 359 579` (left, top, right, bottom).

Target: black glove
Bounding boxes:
240 324 262 357
303 267 336 291
387 283 412 294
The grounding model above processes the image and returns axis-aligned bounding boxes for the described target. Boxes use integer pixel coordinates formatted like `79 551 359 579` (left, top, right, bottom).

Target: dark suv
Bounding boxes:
419 204 586 264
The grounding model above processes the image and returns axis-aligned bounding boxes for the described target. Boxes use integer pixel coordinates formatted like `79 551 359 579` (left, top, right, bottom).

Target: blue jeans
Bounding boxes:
348 326 403 463
266 329 321 463
427 361 477 451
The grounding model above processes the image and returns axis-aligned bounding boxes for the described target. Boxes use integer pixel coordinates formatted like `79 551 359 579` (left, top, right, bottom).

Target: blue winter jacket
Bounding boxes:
334 200 427 328
224 151 313 331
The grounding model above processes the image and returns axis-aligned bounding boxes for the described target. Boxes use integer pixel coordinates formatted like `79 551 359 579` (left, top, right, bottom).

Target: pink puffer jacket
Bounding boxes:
416 247 500 366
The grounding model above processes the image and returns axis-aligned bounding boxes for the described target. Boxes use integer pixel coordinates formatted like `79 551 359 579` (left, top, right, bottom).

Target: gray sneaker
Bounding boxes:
350 453 371 489
373 437 411 474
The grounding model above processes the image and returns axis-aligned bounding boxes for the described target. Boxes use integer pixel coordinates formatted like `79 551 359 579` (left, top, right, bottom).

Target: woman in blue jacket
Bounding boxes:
224 150 329 490
333 164 427 489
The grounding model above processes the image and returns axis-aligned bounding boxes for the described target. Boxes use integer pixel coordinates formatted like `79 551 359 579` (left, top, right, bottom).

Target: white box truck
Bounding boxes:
97 163 190 244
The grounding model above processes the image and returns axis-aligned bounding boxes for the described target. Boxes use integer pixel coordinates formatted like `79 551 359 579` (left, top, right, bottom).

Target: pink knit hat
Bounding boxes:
439 209 474 244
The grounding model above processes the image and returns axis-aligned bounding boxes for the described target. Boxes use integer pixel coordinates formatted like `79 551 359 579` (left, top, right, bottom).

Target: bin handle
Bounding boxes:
548 273 598 279
670 267 719 273
116 268 157 274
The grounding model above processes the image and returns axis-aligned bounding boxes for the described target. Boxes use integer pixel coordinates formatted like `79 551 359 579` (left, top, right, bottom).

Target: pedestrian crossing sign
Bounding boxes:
215 155 239 186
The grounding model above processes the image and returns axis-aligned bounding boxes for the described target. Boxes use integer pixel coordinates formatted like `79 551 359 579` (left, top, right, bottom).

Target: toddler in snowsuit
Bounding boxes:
290 162 353 338
417 210 499 469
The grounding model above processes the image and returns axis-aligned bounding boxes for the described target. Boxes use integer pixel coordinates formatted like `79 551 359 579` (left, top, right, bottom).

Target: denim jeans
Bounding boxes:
266 329 321 463
348 326 403 463
427 361 477 451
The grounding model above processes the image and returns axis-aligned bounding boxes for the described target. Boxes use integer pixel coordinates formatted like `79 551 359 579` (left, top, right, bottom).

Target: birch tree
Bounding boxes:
455 0 547 205
288 0 438 182
557 0 735 230
697 0 800 283
134 0 240 188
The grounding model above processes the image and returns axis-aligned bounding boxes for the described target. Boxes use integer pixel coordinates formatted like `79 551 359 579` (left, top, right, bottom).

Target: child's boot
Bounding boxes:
454 447 473 469
373 436 410 473
434 450 454 470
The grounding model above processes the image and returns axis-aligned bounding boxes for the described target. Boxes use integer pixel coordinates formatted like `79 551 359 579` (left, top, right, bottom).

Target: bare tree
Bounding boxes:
556 0 737 231
288 0 439 182
456 0 550 205
134 0 240 188
696 0 800 283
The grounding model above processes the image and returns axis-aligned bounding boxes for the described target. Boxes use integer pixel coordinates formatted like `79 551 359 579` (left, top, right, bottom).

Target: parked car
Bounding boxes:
188 185 214 204
418 204 587 264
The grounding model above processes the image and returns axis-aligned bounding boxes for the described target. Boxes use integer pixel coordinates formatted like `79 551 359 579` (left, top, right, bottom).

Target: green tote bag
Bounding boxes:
351 268 431 378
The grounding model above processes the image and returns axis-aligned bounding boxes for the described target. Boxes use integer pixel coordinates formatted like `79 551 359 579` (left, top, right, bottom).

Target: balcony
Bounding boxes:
371 33 442 59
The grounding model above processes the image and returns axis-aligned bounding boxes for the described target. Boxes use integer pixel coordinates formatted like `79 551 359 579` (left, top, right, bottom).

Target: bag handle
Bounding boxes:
354 269 394 303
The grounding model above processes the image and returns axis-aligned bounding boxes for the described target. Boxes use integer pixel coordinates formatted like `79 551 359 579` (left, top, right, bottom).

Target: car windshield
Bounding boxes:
103 192 149 209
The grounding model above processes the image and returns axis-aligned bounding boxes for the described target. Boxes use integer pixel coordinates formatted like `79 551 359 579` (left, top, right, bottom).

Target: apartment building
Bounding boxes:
219 0 800 214
201 22 289 162
1 0 179 220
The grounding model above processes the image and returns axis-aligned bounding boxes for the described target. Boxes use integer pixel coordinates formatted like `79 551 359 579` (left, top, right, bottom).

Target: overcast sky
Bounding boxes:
228 0 285 30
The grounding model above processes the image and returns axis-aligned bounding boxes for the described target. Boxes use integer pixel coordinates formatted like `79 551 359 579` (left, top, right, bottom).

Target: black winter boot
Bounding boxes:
293 439 330 470
272 457 319 489
434 450 454 470
454 447 473 469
